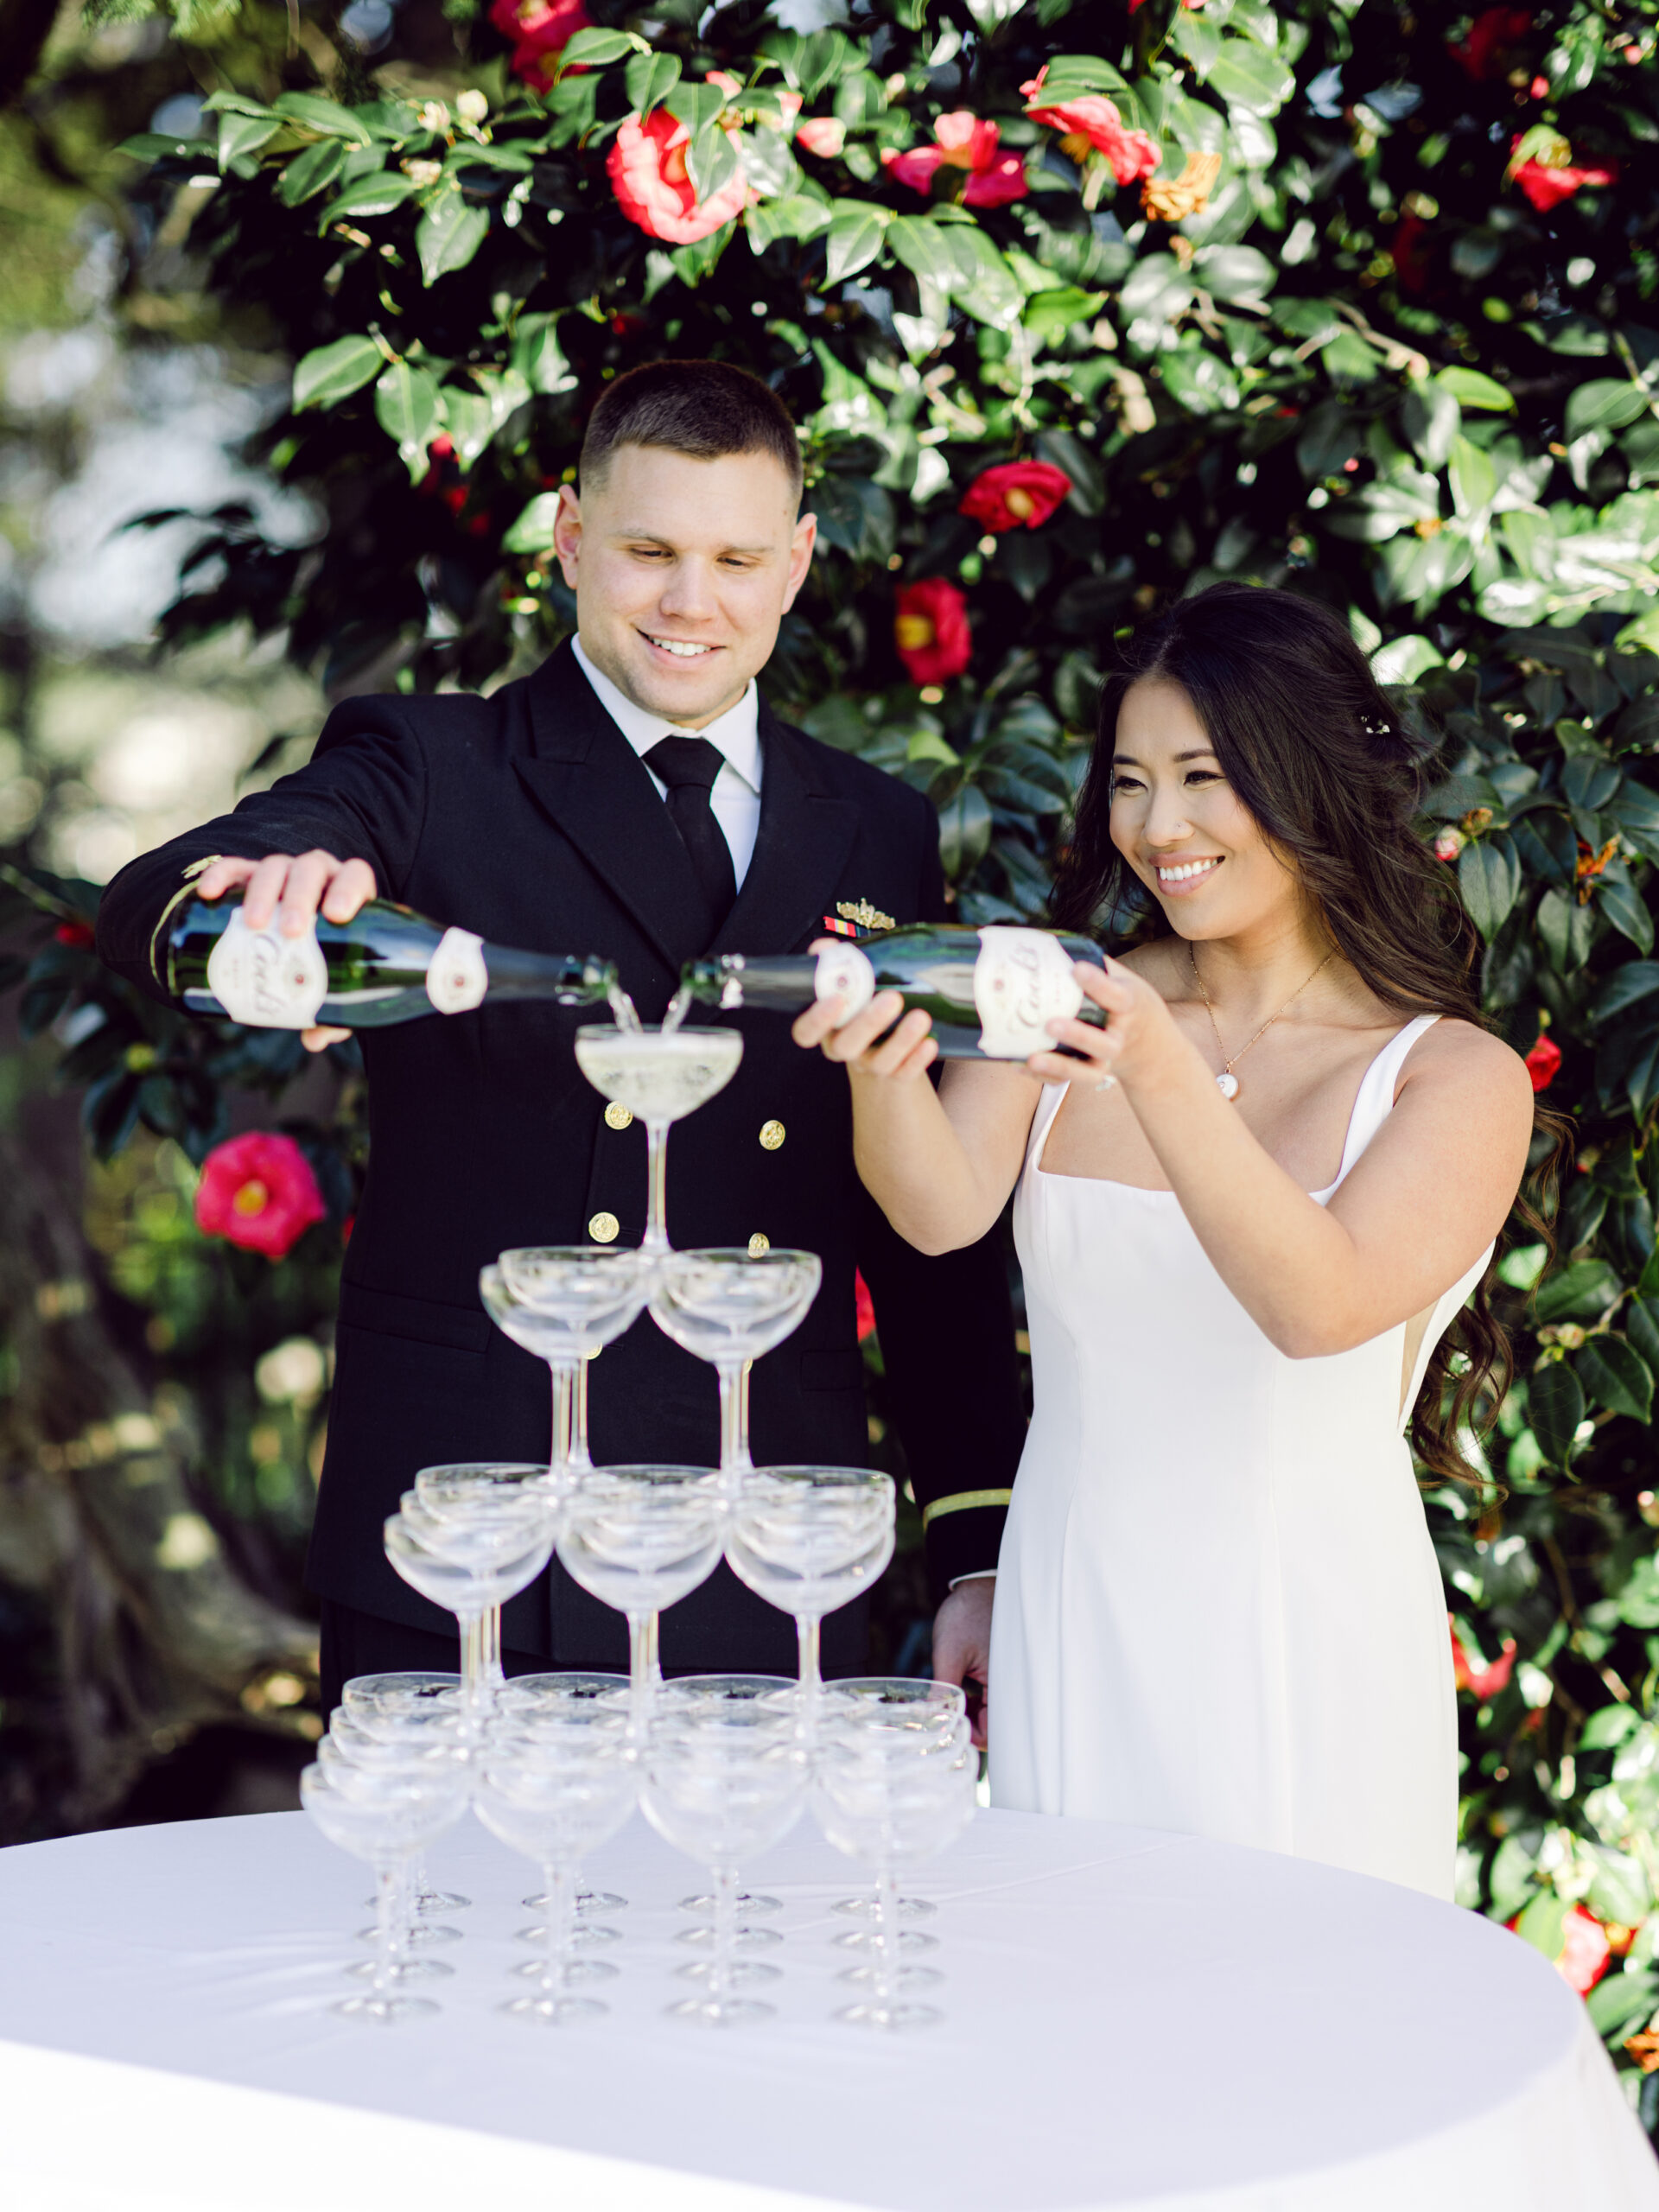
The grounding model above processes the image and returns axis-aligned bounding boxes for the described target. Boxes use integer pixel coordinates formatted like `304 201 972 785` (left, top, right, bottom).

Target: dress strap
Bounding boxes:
1027 1080 1068 1173
1331 1014 1440 1190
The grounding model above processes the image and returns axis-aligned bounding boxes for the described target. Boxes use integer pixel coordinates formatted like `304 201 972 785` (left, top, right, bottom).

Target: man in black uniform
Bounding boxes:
97 361 1023 1718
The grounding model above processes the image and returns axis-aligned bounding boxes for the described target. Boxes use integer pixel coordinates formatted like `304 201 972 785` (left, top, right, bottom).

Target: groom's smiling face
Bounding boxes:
553 444 817 729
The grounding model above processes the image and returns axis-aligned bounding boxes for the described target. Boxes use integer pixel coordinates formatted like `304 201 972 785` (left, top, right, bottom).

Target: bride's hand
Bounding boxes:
1026 958 1179 1090
791 940 938 1082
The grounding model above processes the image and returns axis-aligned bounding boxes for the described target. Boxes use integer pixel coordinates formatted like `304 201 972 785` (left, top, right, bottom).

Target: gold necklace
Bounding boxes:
1190 946 1333 1102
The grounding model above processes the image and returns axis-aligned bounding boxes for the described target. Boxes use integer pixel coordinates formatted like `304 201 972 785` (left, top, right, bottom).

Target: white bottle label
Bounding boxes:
814 944 877 1023
205 910 328 1029
426 927 488 1014
973 927 1084 1058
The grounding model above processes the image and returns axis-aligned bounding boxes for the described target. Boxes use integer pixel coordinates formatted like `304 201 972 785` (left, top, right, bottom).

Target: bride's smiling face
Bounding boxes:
1108 676 1297 939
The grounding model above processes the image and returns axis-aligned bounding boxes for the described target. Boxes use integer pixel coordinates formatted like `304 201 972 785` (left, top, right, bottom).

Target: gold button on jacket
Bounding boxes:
747 1232 771 1257
588 1211 620 1243
759 1119 785 1151
604 1101 633 1130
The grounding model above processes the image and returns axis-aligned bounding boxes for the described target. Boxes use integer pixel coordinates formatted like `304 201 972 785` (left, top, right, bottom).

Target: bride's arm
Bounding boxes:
792 990 1040 1252
1033 961 1534 1357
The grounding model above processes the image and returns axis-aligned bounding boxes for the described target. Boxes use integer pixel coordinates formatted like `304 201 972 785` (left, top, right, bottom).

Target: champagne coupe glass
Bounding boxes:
556 1466 725 1732
642 1712 808 2027
474 1714 638 2024
574 1025 745 1256
385 1492 555 1717
300 1758 468 2024
340 1673 470 1915
819 1679 969 1930
497 1672 632 1916
812 1714 978 2031
656 1675 798 1929
726 1468 895 1714
489 1248 656 1479
414 1462 556 1692
318 1719 467 1965
649 1249 823 1478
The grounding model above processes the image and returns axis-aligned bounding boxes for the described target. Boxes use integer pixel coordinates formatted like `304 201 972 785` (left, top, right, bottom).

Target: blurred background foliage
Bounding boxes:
5 0 1659 2126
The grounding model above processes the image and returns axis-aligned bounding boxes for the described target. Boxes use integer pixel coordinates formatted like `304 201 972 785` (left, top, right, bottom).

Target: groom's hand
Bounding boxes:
932 1575 995 1750
195 849 378 1052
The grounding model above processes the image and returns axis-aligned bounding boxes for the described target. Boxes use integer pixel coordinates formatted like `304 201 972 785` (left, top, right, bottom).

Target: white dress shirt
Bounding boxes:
572 638 763 889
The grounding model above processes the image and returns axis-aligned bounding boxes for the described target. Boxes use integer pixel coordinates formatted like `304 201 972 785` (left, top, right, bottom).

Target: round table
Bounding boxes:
0 1806 1650 2212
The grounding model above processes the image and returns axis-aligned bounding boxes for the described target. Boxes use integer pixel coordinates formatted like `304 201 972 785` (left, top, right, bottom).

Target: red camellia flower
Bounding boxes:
195 1132 327 1262
894 578 970 687
960 461 1073 534
1558 1906 1613 1994
490 0 590 87
883 112 1027 208
855 1268 877 1344
795 116 846 159
1433 826 1464 862
54 919 96 949
1508 133 1618 212
607 107 750 245
1449 1617 1518 1701
1021 67 1160 186
1524 1031 1562 1093
1451 7 1532 82
1390 211 1433 296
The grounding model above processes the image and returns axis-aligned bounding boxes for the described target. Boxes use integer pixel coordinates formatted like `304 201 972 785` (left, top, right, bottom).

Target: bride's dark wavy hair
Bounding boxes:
1050 581 1561 1491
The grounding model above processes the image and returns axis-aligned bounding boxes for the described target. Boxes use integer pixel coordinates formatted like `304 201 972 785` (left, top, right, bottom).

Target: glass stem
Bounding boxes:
460 1611 488 1713
643 1117 671 1255
711 1863 738 2005
628 1610 659 1733
796 1613 822 1696
481 1605 504 1690
546 1860 574 1992
549 1360 574 1479
874 1866 899 2015
717 1359 753 1475
374 1859 403 2003
571 1353 594 1471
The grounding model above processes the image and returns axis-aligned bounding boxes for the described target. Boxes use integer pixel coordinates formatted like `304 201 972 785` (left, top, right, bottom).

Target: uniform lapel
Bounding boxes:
514 642 709 968
711 704 861 957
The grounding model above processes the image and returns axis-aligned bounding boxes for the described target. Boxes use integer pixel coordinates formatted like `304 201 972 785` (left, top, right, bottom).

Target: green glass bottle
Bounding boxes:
682 923 1107 1061
163 892 620 1030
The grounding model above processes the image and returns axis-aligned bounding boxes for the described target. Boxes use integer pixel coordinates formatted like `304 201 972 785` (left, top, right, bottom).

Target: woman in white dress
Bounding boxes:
796 583 1536 1898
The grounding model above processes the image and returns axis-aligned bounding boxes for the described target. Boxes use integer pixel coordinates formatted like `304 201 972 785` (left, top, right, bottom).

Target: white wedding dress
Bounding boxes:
989 1015 1489 1898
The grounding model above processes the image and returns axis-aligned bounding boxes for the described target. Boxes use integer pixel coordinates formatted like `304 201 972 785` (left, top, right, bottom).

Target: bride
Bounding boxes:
795 582 1535 1897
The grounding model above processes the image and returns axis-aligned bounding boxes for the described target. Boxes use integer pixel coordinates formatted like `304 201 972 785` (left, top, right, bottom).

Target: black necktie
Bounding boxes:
645 735 739 943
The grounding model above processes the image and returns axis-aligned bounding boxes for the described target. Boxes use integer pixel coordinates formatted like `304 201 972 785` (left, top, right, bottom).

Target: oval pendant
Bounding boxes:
1216 1071 1240 1101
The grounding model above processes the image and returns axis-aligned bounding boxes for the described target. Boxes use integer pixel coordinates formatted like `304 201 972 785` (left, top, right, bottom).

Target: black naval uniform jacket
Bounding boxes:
97 640 1027 1675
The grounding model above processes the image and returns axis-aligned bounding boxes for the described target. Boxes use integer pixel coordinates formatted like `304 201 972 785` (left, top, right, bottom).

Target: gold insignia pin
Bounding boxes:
837 899 895 934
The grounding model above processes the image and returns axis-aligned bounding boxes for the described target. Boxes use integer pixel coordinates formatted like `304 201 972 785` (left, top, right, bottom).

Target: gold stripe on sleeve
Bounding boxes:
920 1488 1014 1529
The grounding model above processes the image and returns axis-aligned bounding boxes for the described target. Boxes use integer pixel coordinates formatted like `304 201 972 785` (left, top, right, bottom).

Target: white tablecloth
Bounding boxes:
0 1807 1651 2212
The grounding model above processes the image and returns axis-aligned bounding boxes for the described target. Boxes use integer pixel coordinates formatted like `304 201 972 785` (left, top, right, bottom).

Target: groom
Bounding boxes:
97 359 1022 1715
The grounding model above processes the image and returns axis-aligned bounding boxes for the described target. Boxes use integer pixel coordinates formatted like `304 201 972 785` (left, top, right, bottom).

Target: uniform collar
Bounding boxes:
572 636 761 793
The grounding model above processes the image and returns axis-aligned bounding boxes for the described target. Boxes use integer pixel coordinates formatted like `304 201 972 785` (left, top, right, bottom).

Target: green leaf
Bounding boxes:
1529 1358 1586 1467
824 204 889 284
1512 1889 1569 1960
416 188 490 286
625 51 682 116
1616 1556 1659 1630
1296 401 1363 480
117 133 216 166
664 83 727 138
373 360 443 480
1534 1259 1623 1325
1436 366 1515 412
1192 246 1274 305
1587 1967 1657 2040
512 312 578 397
1566 380 1649 440
1024 287 1104 344
1595 962 1659 1025
1459 835 1521 941
278 137 346 206
1599 877 1655 955
218 112 280 170
271 91 375 143
501 492 563 554
1205 37 1294 117
684 124 740 208
1576 1338 1654 1424
887 216 958 290
293 334 385 410
1536 885 1593 974
1628 1295 1659 1373
747 195 832 250
1031 54 1131 101
1402 380 1460 470
936 783 993 880
1580 1703 1643 1751
317 174 420 226
560 25 645 66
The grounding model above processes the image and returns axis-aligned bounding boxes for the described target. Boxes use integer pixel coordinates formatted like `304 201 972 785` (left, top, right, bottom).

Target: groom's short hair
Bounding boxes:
579 359 804 503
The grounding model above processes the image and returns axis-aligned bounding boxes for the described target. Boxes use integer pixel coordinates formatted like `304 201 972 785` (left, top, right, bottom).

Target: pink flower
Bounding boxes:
1509 136 1618 211
883 112 1027 208
1020 67 1160 186
1559 1906 1613 1994
894 578 971 686
195 1132 327 1262
795 116 846 159
490 0 590 88
855 1269 877 1343
1433 827 1465 862
1449 1617 1517 1701
960 460 1072 533
607 108 750 245
1525 1032 1562 1093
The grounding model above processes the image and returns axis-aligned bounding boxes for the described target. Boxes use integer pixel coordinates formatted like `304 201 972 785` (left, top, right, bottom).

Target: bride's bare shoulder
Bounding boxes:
1402 1014 1535 1118
1111 937 1190 1001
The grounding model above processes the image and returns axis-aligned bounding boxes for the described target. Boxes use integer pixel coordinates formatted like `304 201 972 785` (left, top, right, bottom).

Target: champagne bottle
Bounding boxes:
163 891 620 1031
682 924 1107 1061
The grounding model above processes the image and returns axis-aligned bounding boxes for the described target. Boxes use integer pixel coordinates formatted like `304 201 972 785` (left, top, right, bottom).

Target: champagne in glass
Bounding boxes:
573 1026 744 1255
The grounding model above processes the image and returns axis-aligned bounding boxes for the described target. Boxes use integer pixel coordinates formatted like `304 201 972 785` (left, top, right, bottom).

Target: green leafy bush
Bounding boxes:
10 0 1659 2113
